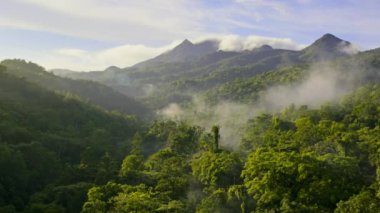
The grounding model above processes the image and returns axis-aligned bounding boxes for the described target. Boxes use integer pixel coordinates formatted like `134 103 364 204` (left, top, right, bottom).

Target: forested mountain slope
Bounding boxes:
2 60 380 211
0 36 379 212
28 82 378 213
1 59 150 118
0 66 141 212
204 47 380 104
51 34 355 109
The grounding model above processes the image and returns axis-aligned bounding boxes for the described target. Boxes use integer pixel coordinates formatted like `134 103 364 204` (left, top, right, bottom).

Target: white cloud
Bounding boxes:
41 34 305 70
218 35 245 51
0 0 378 70
0 0 379 47
234 0 288 14
338 42 359 55
95 41 181 67
39 40 181 70
1 0 203 43
12 33 305 71
0 0 303 45
56 49 88 58
197 35 305 51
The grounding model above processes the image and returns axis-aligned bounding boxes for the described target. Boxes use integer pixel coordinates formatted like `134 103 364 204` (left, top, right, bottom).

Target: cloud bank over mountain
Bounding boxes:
0 0 379 70
215 35 305 51
46 35 304 70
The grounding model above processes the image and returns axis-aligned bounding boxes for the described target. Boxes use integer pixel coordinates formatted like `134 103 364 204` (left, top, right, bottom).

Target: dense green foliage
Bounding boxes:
0 67 140 212
2 78 376 212
1 36 379 212
69 84 380 212
205 65 308 103
240 84 380 212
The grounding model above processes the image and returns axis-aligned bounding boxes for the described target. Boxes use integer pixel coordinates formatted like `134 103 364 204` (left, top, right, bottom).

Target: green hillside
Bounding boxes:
3 61 379 212
1 59 150 118
0 66 140 212
0 32 379 212
204 47 380 105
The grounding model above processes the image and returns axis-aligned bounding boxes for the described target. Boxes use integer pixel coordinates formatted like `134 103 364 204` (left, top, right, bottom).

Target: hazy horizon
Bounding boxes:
1 0 379 70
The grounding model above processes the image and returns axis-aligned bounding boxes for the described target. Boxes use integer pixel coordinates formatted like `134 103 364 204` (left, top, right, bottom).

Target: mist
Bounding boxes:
159 98 256 149
338 41 359 55
258 62 357 110
158 61 364 149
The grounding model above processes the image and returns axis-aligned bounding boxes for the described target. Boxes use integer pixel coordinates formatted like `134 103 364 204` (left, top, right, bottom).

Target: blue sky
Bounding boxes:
0 0 379 70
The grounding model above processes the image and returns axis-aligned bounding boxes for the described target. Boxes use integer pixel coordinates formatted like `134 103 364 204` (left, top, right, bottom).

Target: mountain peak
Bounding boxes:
300 33 353 61
104 66 121 72
133 39 218 67
313 33 348 47
321 33 340 40
258 44 273 51
178 39 193 47
170 39 195 52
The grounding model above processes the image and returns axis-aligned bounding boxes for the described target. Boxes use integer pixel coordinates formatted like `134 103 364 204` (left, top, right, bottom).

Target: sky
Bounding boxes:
0 0 379 71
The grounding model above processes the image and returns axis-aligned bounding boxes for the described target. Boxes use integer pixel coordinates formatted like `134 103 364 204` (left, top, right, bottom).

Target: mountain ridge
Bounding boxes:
133 39 219 67
49 33 360 108
1 59 150 118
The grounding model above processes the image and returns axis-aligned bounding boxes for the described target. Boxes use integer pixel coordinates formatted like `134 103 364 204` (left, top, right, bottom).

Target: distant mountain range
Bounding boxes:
49 33 362 109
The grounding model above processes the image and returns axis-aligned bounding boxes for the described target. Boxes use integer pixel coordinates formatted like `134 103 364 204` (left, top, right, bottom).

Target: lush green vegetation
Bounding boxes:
81 84 380 213
1 35 379 212
2 59 378 212
1 60 149 118
204 64 308 104
240 84 380 212
0 67 140 212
